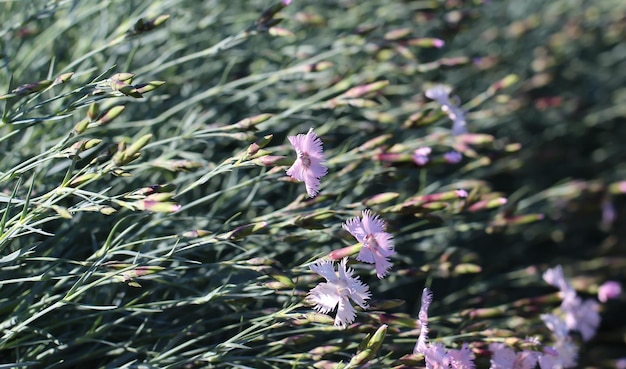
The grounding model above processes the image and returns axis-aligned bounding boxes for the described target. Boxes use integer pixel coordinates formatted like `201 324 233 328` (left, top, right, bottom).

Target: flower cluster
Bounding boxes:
542 265 600 341
307 209 395 327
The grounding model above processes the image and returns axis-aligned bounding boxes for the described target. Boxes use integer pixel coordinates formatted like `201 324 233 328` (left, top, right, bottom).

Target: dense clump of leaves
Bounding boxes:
1 0 624 368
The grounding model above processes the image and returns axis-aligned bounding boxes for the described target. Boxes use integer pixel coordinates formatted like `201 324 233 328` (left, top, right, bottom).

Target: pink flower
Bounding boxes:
444 151 463 164
488 343 537 369
448 343 476 369
423 342 450 369
415 287 433 354
415 288 476 369
561 295 600 341
307 258 370 328
542 265 575 297
413 147 432 166
425 85 467 136
286 128 328 197
343 209 395 279
540 314 578 368
598 280 622 302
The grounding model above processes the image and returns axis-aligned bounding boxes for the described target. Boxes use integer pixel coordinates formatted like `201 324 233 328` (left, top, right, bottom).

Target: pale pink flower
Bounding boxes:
343 209 395 279
413 147 432 166
488 343 537 369
561 294 600 341
542 265 575 297
423 342 450 369
307 258 370 328
598 280 622 302
414 287 433 354
448 343 476 369
540 314 578 368
415 288 476 369
286 128 328 197
444 151 463 164
425 85 467 136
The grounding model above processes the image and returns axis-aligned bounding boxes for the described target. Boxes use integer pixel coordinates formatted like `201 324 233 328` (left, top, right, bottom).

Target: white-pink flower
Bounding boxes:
415 287 433 354
561 294 600 341
425 84 467 136
343 209 395 279
307 258 370 328
540 314 578 368
488 343 538 369
286 128 328 197
415 288 476 369
448 343 476 369
542 266 575 297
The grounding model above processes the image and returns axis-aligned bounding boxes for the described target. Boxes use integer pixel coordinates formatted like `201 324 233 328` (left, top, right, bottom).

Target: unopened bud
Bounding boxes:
67 173 98 187
247 134 273 156
328 244 362 260
407 38 445 48
74 118 90 134
218 222 268 240
294 211 334 229
609 181 626 195
110 73 135 83
343 81 389 98
182 229 212 238
95 105 125 126
348 324 388 367
134 81 165 94
87 103 99 121
134 199 181 213
53 72 74 85
11 79 53 95
384 28 412 40
467 197 507 212
254 155 291 167
363 192 399 206
110 79 142 98
236 114 273 130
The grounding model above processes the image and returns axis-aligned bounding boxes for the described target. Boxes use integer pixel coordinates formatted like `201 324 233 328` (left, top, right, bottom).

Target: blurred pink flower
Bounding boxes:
561 294 600 341
444 151 463 164
343 209 395 279
307 258 370 328
425 84 467 136
286 128 328 197
413 147 432 166
414 287 433 354
448 343 476 369
598 280 622 302
488 343 537 369
423 342 450 369
540 314 578 368
415 288 476 369
542 265 575 297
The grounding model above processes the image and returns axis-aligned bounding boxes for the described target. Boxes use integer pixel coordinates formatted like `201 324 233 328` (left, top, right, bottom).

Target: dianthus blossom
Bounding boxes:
343 209 395 279
425 84 467 136
286 128 328 197
307 258 370 328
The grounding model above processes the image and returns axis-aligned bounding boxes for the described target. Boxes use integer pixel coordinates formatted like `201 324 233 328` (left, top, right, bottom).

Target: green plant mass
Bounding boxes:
1 0 625 368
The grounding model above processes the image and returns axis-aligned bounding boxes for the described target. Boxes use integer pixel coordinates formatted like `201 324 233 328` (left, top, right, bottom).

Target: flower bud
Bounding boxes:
235 114 273 130
53 72 74 86
95 105 125 126
133 81 165 94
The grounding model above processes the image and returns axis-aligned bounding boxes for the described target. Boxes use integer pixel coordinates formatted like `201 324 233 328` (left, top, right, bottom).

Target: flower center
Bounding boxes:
364 234 378 250
300 152 311 167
